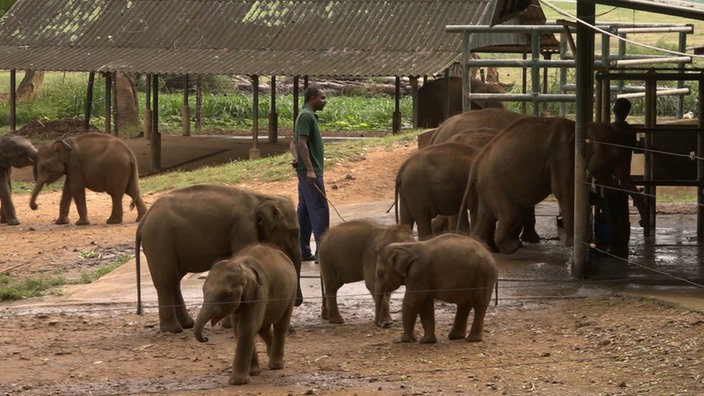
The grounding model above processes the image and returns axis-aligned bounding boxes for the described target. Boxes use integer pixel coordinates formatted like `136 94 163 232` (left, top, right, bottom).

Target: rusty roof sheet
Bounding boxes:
0 0 552 77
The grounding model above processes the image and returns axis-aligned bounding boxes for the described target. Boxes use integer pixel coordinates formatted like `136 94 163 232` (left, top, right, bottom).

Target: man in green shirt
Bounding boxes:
289 85 329 261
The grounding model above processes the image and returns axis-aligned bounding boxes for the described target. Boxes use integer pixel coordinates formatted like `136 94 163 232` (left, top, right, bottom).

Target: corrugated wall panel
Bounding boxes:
0 0 544 76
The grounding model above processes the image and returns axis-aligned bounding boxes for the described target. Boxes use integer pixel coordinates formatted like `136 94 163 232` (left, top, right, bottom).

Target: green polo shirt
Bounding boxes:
294 105 324 176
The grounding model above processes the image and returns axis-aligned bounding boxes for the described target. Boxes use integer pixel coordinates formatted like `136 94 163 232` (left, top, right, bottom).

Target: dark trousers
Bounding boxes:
296 172 330 257
602 189 631 255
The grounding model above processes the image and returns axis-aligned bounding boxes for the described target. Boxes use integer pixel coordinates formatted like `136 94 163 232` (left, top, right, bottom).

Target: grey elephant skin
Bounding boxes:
395 142 478 239
429 108 524 145
194 244 297 385
318 219 413 327
30 132 147 225
417 77 506 128
465 116 649 254
135 183 303 333
0 135 38 225
375 233 498 344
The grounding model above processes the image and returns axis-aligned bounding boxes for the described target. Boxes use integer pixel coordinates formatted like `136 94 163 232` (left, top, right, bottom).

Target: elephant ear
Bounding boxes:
241 259 263 303
256 198 283 239
51 139 73 163
390 247 417 279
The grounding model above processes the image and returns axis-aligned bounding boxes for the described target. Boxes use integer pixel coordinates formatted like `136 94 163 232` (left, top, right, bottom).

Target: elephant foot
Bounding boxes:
400 333 416 343
328 317 344 324
179 317 195 329
419 334 437 344
520 229 541 243
448 331 466 340
269 360 284 370
466 333 483 342
249 365 261 377
159 319 184 334
55 217 69 225
376 318 393 328
229 374 251 386
6 219 20 226
75 218 90 226
106 217 123 224
497 238 522 254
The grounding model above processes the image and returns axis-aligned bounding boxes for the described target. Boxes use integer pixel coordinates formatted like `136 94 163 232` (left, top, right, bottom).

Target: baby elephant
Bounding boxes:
318 219 413 327
375 233 498 344
194 244 297 386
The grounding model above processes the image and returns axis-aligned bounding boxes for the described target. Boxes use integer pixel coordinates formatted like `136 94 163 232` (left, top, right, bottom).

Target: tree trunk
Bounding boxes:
16 70 45 101
115 72 140 135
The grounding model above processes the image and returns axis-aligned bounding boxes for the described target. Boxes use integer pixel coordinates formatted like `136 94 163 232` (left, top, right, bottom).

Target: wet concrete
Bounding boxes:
5 200 703 315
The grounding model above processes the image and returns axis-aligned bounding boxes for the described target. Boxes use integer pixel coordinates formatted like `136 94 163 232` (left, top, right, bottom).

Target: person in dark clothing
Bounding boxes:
602 98 637 257
289 86 329 262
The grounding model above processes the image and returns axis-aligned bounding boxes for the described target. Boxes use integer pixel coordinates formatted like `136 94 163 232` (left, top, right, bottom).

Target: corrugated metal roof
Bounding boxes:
0 0 550 77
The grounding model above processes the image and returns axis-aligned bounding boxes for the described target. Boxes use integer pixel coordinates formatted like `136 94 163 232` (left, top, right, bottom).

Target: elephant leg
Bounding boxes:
173 288 194 329
321 280 344 324
448 303 471 340
71 185 90 225
471 199 499 252
416 216 433 240
232 321 259 385
106 193 124 224
519 206 541 243
126 182 148 221
0 176 19 225
398 198 416 235
56 184 73 224
467 301 489 342
269 311 292 370
418 298 437 344
400 295 420 343
152 271 185 333
494 204 524 254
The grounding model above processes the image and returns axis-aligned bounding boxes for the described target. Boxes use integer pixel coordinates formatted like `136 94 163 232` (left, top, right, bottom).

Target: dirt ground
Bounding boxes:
1 128 703 395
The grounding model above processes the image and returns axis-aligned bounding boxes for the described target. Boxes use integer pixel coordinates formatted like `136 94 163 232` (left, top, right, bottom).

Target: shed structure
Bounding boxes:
0 0 559 165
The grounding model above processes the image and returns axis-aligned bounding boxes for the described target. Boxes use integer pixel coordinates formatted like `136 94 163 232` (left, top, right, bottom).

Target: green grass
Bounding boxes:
0 253 134 301
139 131 418 194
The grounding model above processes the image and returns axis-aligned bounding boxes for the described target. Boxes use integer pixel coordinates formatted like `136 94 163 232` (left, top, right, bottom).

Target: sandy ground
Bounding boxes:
1 136 703 395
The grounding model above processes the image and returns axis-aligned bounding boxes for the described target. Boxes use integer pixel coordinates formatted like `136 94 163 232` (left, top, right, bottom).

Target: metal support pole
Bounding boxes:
182 75 190 136
573 1 595 278
150 74 161 171
104 72 112 135
269 75 278 143
250 75 260 159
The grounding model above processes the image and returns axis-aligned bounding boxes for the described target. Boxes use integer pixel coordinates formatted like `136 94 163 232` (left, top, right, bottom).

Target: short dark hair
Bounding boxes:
613 98 631 117
304 85 322 104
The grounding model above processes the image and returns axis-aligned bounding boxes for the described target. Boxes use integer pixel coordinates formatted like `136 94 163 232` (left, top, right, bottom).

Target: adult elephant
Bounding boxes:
0 135 38 225
135 183 303 334
429 108 525 145
30 132 147 225
395 142 477 239
417 77 506 128
465 116 648 254
431 126 541 243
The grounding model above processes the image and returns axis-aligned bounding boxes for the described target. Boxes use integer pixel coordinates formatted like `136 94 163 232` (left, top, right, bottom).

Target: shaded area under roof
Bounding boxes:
0 0 553 77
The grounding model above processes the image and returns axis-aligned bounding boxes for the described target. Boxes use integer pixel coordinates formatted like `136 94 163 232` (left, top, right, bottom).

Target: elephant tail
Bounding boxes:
394 165 402 224
458 166 477 234
135 227 143 315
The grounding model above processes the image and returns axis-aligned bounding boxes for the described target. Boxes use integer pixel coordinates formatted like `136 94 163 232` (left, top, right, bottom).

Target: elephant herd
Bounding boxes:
0 132 146 227
396 108 648 254
0 110 647 385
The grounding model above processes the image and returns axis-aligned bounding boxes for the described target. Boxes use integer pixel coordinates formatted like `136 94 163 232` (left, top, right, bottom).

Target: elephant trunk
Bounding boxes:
373 284 385 325
29 180 45 210
193 306 212 343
